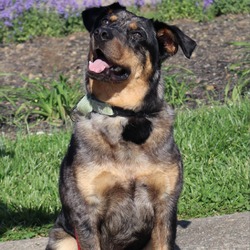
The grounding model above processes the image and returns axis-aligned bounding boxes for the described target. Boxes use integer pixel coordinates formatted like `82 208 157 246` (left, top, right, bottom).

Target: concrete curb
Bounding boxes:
176 212 250 250
0 212 249 250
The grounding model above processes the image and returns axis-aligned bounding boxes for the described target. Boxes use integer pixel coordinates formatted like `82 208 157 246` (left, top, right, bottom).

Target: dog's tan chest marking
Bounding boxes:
76 161 179 206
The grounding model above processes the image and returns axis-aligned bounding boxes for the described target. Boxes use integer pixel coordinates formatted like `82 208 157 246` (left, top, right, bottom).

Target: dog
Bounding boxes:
46 3 196 250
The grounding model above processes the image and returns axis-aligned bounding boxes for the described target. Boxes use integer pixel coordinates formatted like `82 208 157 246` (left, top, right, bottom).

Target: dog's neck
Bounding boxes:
73 94 157 118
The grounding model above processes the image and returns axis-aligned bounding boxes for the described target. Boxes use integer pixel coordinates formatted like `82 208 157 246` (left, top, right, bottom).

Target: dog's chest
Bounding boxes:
74 114 178 207
70 113 180 246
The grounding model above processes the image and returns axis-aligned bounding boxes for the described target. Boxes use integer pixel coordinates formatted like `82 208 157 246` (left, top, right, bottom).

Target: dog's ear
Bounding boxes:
153 21 197 61
82 2 126 32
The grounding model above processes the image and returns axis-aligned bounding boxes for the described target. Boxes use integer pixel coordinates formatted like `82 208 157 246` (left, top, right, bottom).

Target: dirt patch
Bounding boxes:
167 14 250 104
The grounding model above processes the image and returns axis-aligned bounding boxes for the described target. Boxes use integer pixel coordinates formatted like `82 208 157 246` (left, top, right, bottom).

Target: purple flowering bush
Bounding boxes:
0 0 84 42
0 0 162 42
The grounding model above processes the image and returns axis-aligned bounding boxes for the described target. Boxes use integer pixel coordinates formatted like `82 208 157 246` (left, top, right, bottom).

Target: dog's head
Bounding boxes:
82 3 196 112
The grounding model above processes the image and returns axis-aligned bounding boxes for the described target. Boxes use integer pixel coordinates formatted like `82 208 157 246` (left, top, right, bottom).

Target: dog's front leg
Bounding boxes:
46 206 101 250
146 198 178 250
62 192 101 250
75 213 101 250
60 177 101 248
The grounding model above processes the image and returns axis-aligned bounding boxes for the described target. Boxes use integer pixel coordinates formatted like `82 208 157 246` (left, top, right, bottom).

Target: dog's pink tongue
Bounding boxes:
89 59 109 73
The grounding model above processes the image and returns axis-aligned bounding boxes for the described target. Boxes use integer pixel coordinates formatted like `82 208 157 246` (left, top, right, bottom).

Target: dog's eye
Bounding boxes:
101 18 110 26
131 31 143 40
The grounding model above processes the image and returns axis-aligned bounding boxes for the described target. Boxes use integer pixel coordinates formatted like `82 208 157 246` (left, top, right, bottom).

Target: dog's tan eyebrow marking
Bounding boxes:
129 22 138 30
110 15 118 22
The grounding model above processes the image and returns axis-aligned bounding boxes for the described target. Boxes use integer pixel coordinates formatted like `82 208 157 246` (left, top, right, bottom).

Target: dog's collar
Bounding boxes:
75 95 114 116
74 95 152 117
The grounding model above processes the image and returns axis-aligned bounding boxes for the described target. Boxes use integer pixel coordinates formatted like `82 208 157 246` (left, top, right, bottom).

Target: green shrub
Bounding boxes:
158 0 205 21
163 66 194 107
0 75 83 125
158 0 250 21
225 41 250 103
211 0 250 16
0 9 83 43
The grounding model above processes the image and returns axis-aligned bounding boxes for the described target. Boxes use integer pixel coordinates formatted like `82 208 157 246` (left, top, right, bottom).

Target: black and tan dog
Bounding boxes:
46 3 196 250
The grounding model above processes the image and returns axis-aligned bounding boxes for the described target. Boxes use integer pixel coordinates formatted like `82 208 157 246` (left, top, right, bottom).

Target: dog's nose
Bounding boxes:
94 28 113 41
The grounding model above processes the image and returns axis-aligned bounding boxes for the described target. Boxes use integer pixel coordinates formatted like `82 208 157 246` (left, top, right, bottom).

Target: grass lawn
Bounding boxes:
0 100 249 241
176 100 250 218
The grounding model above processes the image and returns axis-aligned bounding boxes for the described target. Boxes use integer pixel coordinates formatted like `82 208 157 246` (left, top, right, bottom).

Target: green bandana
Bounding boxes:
75 95 114 116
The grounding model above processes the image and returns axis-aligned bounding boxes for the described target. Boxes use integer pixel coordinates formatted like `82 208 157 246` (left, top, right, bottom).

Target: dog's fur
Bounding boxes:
46 3 196 250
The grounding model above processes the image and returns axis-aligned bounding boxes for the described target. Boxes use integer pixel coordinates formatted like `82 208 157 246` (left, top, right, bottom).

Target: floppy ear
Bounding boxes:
82 2 126 32
153 21 197 61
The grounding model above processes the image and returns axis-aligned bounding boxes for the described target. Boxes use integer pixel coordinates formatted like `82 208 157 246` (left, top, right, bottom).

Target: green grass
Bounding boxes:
0 99 249 241
176 100 250 218
0 132 70 241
